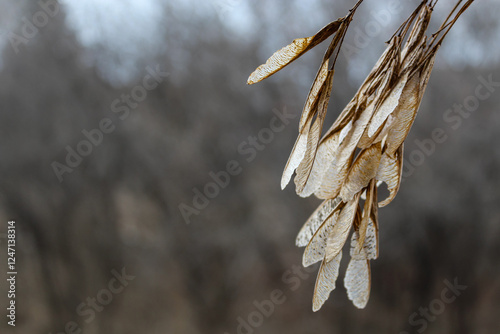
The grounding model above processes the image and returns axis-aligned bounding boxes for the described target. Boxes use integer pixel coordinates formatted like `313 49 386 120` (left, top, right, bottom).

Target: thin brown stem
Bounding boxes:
426 0 474 57
390 0 426 42
427 0 464 48
349 0 366 14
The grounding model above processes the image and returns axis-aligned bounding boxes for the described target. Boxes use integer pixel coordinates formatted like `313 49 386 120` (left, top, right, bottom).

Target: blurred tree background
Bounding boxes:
0 0 499 333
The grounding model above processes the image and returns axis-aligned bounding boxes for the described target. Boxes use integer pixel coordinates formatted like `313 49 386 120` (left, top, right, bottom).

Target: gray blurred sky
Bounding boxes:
1 0 498 84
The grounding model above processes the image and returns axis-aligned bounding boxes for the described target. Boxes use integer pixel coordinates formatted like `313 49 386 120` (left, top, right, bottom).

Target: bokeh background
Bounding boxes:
0 0 499 333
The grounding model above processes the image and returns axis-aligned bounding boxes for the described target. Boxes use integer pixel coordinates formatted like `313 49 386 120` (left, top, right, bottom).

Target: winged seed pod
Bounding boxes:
247 2 364 191
247 0 475 310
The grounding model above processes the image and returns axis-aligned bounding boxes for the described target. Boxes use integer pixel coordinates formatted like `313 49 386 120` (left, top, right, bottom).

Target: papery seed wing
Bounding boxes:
247 20 342 85
370 52 400 112
300 116 352 197
358 118 385 149
281 67 336 191
345 220 372 308
309 99 357 192
295 118 324 193
314 149 354 200
367 73 408 138
316 102 375 200
299 61 330 132
351 203 378 261
401 5 432 63
385 73 422 156
340 143 382 202
297 130 341 197
358 36 399 96
312 252 342 312
376 144 403 207
296 197 342 247
336 101 376 165
295 70 335 194
344 256 371 309
303 207 342 267
325 193 360 262
419 53 437 96
401 38 426 73
370 182 379 230
281 132 309 189
364 214 379 260
356 179 376 252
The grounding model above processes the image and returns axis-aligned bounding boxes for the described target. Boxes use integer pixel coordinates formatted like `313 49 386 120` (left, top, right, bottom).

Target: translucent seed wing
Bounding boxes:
298 130 341 197
299 122 352 198
376 144 404 207
299 61 330 132
340 143 382 202
295 70 335 194
367 74 408 138
312 252 342 312
401 5 432 63
356 179 376 252
344 257 371 309
345 224 372 309
334 101 376 172
419 53 437 96
325 193 360 262
315 100 374 200
385 73 422 156
247 20 342 85
281 132 309 189
296 198 341 247
364 215 379 260
314 149 354 200
303 209 341 267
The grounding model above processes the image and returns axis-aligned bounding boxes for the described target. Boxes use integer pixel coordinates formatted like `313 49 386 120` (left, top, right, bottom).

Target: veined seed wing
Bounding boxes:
325 193 360 262
376 145 404 207
312 252 342 312
344 230 371 309
303 206 342 267
295 70 335 194
340 143 382 202
385 72 422 156
296 197 341 247
247 19 342 85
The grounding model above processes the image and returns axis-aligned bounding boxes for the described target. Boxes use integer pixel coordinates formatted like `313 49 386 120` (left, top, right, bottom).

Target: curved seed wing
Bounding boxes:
247 20 342 85
312 252 342 312
303 208 341 267
295 70 335 194
296 198 342 247
385 73 421 156
340 143 382 202
325 193 360 262
344 257 371 309
281 132 309 189
376 144 403 207
367 74 408 138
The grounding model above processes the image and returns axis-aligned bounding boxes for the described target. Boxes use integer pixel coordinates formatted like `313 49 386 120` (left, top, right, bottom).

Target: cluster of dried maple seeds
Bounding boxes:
247 0 474 311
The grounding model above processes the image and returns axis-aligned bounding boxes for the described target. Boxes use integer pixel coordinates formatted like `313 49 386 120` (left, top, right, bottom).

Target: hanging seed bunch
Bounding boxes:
247 0 474 310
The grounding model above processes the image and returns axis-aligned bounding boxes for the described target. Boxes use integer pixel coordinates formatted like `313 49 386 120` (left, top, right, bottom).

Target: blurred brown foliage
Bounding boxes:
0 1 499 334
